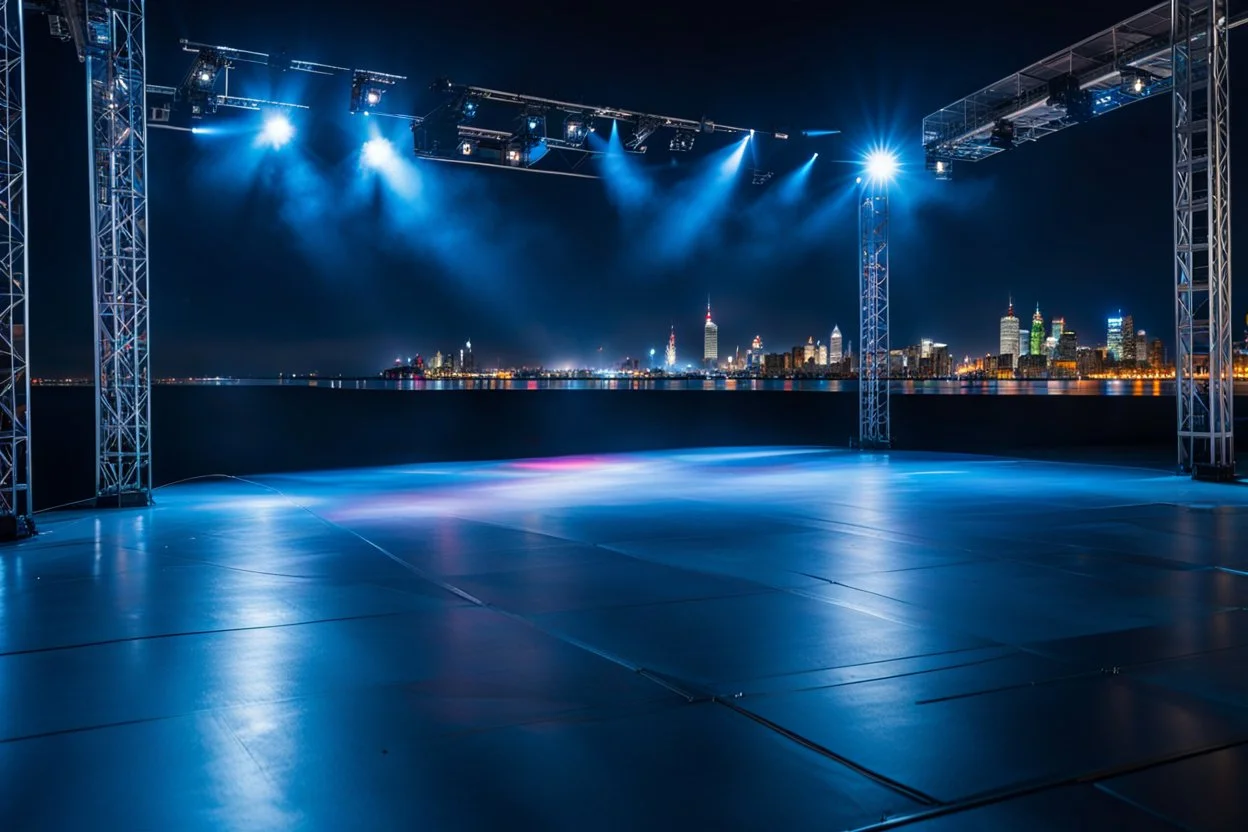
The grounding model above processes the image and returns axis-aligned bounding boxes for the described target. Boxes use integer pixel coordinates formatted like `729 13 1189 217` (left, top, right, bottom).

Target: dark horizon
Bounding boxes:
24 0 1248 376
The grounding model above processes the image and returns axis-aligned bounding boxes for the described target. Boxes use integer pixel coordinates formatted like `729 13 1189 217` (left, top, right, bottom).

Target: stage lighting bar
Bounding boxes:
181 39 414 119
180 38 351 76
350 69 406 114
146 83 308 119
431 79 769 146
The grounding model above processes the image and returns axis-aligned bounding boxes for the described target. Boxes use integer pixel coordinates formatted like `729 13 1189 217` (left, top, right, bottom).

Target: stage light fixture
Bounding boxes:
458 139 478 156
669 130 696 152
924 154 952 180
350 69 403 115
564 115 589 144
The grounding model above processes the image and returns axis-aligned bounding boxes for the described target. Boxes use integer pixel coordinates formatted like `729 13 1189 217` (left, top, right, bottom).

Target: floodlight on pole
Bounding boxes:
864 149 899 183
858 147 894 449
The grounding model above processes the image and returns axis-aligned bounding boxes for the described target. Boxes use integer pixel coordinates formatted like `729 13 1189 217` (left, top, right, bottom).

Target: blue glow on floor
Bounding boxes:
2 447 1247 829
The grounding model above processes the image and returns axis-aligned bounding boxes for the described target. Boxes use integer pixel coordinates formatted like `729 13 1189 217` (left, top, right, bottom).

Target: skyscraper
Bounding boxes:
817 343 828 365
999 297 1021 369
703 300 718 368
829 326 843 364
665 326 677 368
1050 317 1065 341
1121 314 1137 364
803 336 816 365
1029 304 1045 357
1107 312 1124 360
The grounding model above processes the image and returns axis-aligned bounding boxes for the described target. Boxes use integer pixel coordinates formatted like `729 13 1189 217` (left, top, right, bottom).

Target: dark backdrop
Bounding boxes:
32 386 1244 511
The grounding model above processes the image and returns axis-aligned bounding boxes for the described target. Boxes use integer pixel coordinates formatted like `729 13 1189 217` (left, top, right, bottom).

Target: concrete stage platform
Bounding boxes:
3 448 1248 830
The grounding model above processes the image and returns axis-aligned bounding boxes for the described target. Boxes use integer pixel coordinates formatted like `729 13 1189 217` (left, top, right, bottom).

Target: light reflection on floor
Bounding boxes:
2 447 1247 830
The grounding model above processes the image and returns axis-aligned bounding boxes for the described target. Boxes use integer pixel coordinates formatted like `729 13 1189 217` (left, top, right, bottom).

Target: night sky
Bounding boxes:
24 0 1248 376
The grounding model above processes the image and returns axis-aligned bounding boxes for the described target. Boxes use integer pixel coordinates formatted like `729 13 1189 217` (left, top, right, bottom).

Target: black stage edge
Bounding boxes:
30 385 1248 511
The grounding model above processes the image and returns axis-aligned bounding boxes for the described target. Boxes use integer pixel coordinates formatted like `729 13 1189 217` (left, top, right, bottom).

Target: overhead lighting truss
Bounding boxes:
179 39 413 120
413 78 780 177
922 0 1241 480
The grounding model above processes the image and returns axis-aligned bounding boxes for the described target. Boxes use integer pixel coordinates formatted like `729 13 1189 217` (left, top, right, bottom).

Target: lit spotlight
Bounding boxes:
198 70 212 83
864 149 899 182
367 90 381 106
258 114 295 149
362 137 396 169
813 152 819 158
749 129 755 137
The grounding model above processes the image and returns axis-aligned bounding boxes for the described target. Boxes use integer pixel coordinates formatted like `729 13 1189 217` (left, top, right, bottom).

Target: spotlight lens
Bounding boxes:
199 70 211 82
865 150 899 182
367 90 381 105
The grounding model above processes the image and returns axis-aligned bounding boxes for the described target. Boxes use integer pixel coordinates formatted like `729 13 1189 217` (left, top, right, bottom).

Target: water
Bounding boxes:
151 377 1238 396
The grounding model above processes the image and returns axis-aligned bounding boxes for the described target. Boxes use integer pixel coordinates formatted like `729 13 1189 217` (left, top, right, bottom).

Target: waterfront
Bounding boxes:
67 377 1248 395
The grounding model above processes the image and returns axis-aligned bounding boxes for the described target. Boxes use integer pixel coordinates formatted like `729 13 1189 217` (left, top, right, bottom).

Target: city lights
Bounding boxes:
257 114 295 149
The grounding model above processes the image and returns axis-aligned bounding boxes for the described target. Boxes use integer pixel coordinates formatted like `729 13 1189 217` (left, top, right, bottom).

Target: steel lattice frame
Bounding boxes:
858 184 890 449
0 0 30 536
1173 0 1234 475
87 0 151 505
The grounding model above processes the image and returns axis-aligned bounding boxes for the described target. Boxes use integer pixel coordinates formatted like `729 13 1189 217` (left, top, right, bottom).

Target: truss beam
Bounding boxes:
87 0 151 506
859 184 890 449
0 0 32 538
1174 0 1235 477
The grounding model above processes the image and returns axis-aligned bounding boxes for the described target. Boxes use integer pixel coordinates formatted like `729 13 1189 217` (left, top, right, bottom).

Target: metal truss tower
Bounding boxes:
858 183 890 448
86 0 151 506
1173 0 1234 478
0 0 31 538
923 0 1240 480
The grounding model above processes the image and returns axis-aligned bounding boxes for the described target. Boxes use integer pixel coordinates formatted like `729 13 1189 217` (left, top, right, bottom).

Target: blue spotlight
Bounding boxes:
362 137 396 170
864 149 899 183
813 152 819 158
258 114 295 149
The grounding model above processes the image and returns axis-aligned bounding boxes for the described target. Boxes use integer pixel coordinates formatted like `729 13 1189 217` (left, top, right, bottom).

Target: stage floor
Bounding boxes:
3 448 1247 830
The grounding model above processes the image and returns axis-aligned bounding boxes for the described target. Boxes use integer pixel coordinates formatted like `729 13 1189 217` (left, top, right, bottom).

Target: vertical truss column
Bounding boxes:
0 1 31 538
87 0 151 506
858 184 890 449
1173 0 1234 479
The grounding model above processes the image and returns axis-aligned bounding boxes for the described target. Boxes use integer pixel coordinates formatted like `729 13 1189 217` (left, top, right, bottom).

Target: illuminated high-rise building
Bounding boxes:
803 336 816 365
1107 312 1124 360
703 300 718 367
748 334 763 368
817 343 828 365
665 326 677 368
830 326 843 364
1029 304 1045 357
999 296 1021 368
1050 317 1064 341
432 351 443 370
